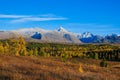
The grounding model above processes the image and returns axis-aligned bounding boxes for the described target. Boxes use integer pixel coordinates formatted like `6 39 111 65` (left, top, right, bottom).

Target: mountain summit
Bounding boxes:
57 26 68 33
77 32 94 38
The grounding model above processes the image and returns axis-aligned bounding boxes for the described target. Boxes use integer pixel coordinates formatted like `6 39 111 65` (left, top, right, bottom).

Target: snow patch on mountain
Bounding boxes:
57 26 68 33
77 32 94 38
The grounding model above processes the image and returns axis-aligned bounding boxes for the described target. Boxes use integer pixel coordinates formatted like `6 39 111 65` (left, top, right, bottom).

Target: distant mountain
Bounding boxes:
102 34 120 43
77 32 103 43
0 27 81 44
78 32 94 38
77 32 120 43
0 27 120 44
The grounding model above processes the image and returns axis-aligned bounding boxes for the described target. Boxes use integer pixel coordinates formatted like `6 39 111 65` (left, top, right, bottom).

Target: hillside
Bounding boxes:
0 55 120 80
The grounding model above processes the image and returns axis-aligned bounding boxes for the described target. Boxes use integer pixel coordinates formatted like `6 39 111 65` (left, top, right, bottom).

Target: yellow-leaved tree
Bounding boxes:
4 42 10 55
9 38 18 55
33 48 38 56
0 42 4 54
28 49 33 56
18 36 27 56
9 36 27 56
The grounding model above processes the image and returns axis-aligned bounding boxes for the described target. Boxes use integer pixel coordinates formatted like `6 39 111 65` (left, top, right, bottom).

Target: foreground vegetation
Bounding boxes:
0 55 120 80
0 36 120 79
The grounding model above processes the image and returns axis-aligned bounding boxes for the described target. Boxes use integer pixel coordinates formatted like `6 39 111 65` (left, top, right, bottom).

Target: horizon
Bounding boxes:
0 0 120 36
1 26 119 37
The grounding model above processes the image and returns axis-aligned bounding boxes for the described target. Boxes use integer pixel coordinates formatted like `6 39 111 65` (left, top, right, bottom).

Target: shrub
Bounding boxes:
94 53 99 60
79 65 84 73
100 59 107 67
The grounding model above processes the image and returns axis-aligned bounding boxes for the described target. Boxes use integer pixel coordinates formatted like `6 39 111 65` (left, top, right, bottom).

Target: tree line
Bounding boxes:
0 36 120 61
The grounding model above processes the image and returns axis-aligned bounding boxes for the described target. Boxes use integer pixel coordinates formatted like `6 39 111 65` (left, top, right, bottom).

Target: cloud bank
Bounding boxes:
0 14 67 23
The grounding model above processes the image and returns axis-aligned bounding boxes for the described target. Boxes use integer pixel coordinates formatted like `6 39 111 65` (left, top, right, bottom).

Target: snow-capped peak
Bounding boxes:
77 32 94 39
117 34 120 36
82 32 93 38
57 26 68 32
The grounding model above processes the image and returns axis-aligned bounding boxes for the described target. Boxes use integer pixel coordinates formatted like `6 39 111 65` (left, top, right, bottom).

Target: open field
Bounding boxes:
0 55 120 80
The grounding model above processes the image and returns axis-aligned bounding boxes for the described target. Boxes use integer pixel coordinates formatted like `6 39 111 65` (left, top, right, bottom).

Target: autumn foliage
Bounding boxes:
0 36 120 61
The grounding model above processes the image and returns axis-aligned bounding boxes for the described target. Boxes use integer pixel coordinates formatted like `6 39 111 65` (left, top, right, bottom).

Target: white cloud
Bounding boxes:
0 14 67 23
0 14 31 18
11 17 67 23
39 14 57 17
39 14 65 18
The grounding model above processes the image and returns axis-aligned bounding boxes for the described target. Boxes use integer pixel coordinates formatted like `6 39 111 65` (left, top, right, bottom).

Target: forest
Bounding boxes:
0 36 120 61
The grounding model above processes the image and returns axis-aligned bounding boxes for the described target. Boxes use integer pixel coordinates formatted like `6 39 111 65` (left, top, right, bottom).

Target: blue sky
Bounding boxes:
0 0 120 35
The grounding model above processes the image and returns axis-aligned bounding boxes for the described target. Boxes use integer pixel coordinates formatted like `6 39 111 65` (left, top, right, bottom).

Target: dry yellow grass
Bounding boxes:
0 55 120 80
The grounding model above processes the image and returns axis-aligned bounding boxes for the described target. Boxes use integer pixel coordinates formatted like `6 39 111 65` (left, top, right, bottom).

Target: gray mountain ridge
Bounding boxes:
0 27 120 44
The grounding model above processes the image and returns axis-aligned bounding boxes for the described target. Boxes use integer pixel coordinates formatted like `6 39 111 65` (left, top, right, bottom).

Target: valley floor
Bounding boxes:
0 55 120 80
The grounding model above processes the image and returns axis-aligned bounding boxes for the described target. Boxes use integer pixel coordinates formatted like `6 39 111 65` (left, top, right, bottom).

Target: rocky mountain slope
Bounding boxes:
0 27 120 44
0 27 81 44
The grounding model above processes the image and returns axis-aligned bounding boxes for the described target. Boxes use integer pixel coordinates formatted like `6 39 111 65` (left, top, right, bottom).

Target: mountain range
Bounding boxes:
0 27 120 44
